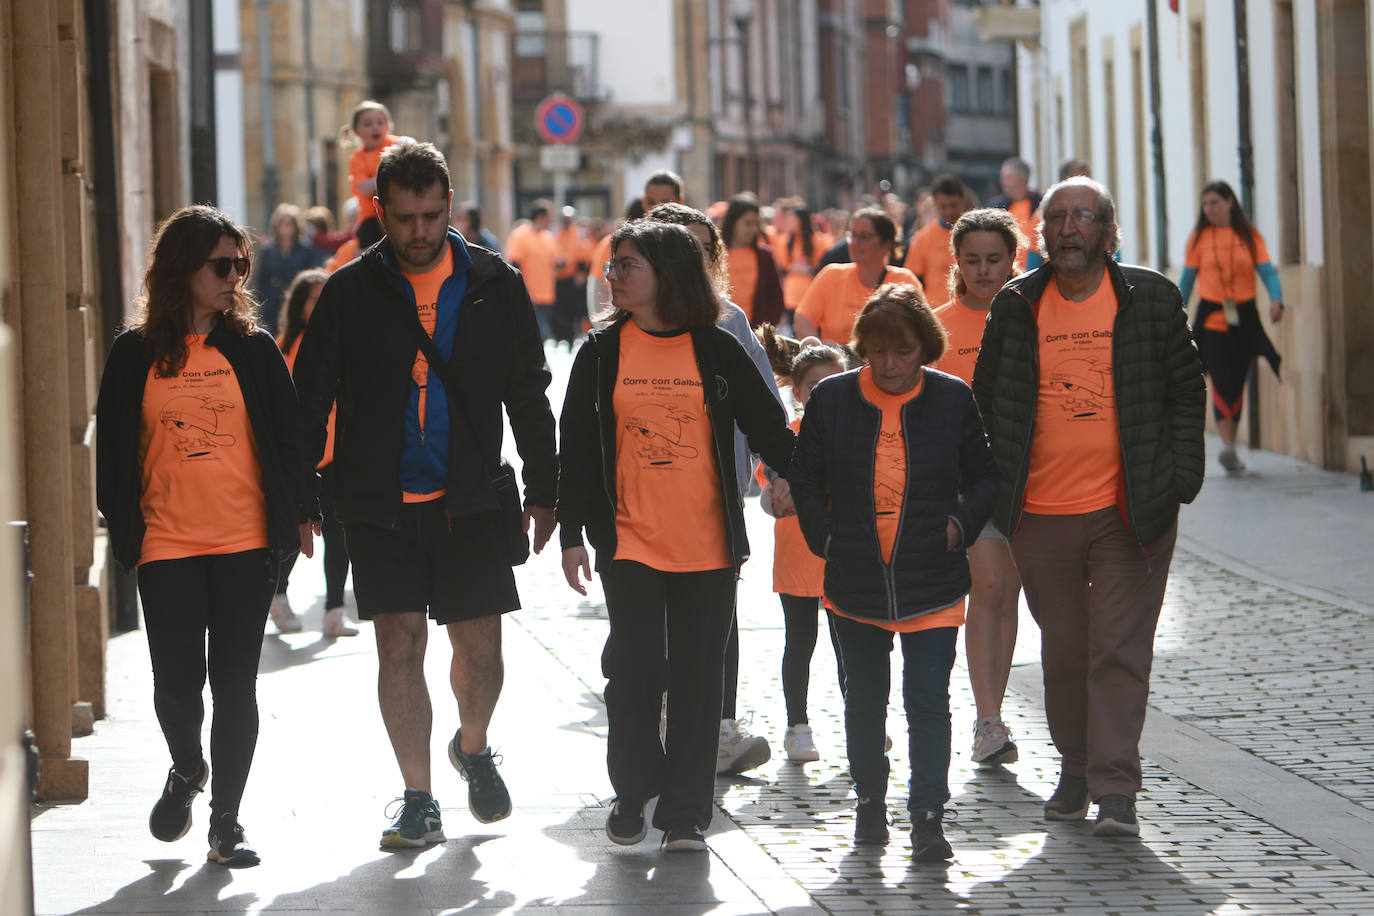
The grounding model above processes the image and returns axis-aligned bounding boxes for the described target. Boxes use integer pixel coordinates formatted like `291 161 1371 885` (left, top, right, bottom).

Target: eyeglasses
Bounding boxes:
603 258 646 280
1042 208 1104 229
205 256 251 279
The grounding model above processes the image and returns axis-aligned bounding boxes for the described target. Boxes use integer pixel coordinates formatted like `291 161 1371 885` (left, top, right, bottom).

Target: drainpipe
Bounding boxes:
1234 0 1261 447
258 0 278 229
1145 0 1169 271
304 0 316 202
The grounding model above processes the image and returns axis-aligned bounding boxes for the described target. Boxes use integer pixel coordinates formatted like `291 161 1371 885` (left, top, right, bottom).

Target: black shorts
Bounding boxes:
344 499 520 624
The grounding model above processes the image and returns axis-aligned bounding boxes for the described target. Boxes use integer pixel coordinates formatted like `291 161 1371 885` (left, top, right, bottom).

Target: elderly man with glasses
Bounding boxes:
971 177 1205 838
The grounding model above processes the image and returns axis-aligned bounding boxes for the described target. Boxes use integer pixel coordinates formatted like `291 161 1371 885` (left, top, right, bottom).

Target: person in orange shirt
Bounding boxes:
903 174 967 299
324 217 382 274
721 194 785 328
346 100 400 227
557 220 795 853
988 157 1042 271
932 208 1025 769
756 336 848 762
96 206 317 868
274 269 357 638
1179 180 1284 472
506 200 561 341
587 171 684 324
790 284 998 862
794 207 924 344
776 201 831 322
551 207 592 348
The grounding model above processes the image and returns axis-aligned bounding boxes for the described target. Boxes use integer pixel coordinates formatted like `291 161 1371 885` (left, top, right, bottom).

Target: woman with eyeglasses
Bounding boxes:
96 205 317 868
557 219 795 853
721 194 786 329
793 207 924 345
1179 180 1283 473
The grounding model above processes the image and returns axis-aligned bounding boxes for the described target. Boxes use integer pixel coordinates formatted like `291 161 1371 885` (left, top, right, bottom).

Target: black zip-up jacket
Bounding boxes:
293 234 557 527
556 318 795 569
971 259 1206 546
789 367 998 623
95 324 315 571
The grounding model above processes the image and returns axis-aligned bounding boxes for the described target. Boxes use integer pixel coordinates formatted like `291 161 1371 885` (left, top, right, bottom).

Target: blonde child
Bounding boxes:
757 329 848 761
346 100 399 227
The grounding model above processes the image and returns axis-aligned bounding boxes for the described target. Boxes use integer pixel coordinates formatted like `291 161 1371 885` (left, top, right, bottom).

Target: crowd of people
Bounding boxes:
97 94 1271 869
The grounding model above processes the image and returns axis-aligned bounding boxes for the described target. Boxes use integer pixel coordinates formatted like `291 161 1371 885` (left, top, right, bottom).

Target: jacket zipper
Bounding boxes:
1008 288 1038 535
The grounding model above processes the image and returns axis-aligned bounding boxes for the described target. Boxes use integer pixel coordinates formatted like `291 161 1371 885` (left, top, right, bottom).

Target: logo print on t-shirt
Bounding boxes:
624 403 700 467
874 428 905 515
159 395 238 458
1046 357 1115 418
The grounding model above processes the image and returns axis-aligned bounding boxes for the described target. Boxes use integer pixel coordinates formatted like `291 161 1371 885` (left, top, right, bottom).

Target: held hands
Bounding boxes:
562 546 592 595
298 519 322 559
770 478 797 517
524 505 557 554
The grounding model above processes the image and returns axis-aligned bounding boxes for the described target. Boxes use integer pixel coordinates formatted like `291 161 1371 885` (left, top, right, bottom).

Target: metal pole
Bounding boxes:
304 0 317 204
1146 0 1169 272
258 0 278 229
1235 0 1261 447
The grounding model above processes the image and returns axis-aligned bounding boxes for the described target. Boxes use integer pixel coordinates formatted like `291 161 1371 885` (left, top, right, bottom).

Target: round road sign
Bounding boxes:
534 94 584 145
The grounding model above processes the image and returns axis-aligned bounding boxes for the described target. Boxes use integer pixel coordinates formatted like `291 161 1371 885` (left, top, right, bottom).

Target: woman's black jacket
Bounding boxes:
95 324 316 572
789 367 998 624
556 318 796 569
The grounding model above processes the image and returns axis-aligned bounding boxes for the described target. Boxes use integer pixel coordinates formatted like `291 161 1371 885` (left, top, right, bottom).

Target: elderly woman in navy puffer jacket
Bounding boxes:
789 283 998 864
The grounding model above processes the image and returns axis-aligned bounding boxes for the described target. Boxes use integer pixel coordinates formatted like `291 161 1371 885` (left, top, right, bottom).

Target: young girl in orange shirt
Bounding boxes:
346 100 400 227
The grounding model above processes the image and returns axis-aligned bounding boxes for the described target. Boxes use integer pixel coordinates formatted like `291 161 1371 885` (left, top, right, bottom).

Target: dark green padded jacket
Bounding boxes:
971 259 1206 547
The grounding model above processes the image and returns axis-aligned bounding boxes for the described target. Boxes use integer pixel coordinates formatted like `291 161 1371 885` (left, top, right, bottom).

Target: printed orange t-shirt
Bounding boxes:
796 264 924 344
506 224 559 305
613 322 731 572
726 246 759 322
348 134 399 226
903 220 956 302
282 335 337 469
1184 226 1272 332
138 336 269 565
401 242 454 502
779 233 829 310
760 418 824 597
825 367 964 632
1010 198 1037 270
932 299 990 385
1023 276 1121 515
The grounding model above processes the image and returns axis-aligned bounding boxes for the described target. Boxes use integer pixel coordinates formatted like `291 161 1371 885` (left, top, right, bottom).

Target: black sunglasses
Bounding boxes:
205 256 251 279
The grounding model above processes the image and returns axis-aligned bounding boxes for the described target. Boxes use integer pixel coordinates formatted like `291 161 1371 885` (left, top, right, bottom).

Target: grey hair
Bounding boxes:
1038 176 1123 257
1001 156 1031 180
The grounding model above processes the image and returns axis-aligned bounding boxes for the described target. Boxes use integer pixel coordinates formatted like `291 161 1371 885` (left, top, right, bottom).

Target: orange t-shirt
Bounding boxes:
555 225 592 280
283 335 337 469
137 336 269 565
778 233 829 310
326 238 359 274
932 299 989 385
825 367 964 632
903 220 956 302
1023 276 1121 515
507 224 559 305
1010 198 1037 270
613 322 731 572
348 134 399 226
762 418 825 597
1185 226 1271 331
401 242 454 502
796 264 924 344
726 246 759 321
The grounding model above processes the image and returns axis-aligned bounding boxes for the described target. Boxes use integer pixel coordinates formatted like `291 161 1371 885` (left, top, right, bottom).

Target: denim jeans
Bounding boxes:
830 615 957 817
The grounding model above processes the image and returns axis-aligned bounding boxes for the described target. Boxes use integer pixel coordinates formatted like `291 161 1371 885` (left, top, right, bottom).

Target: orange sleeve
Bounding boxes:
797 266 837 329
1184 231 1201 269
1252 231 1272 265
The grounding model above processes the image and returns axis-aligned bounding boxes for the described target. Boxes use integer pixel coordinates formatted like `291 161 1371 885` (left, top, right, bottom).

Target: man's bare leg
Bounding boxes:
375 612 432 791
446 614 503 753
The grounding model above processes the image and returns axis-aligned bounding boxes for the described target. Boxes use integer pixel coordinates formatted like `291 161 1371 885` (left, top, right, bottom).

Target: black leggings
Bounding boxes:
274 464 350 608
138 549 276 818
778 593 846 726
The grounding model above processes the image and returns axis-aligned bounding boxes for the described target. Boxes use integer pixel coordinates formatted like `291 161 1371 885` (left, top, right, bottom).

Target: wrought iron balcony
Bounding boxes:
513 30 612 105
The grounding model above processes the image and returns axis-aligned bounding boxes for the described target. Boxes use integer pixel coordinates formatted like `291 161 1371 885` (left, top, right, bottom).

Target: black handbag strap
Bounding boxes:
408 319 499 472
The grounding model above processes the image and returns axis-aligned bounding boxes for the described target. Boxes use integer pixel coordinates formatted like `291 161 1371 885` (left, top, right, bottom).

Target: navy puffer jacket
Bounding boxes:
789 367 998 624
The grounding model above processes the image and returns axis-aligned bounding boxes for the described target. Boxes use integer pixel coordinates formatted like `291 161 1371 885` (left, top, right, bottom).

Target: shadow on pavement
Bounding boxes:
73 858 249 914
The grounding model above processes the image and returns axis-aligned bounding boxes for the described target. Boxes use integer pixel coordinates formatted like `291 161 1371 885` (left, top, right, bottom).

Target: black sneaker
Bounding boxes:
911 809 953 862
1043 773 1090 821
1093 793 1140 837
206 812 260 868
662 825 707 853
149 760 207 842
380 788 445 848
853 797 890 846
605 797 647 845
448 729 512 823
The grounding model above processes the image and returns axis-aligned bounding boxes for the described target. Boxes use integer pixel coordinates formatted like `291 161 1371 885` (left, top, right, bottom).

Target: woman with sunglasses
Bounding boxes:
557 219 795 853
96 205 317 868
793 207 924 345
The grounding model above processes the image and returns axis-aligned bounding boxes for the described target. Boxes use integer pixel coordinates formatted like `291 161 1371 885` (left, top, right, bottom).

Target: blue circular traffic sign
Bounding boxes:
535 94 584 144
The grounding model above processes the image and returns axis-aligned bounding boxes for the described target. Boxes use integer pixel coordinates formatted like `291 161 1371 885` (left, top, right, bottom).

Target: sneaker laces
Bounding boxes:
457 748 503 785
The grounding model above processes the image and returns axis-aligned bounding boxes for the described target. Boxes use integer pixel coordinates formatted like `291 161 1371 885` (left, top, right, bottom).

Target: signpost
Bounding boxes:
535 94 583 207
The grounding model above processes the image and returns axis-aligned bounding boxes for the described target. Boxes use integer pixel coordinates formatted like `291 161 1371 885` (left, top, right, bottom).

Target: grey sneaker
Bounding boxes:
449 729 512 823
1044 773 1090 821
717 715 771 775
971 717 1018 767
1093 793 1140 837
380 788 445 849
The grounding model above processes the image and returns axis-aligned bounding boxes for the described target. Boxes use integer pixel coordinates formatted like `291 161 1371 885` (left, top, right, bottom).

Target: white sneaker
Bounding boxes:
1218 445 1246 472
783 724 820 762
971 716 1018 766
322 607 358 638
268 594 302 634
717 714 771 775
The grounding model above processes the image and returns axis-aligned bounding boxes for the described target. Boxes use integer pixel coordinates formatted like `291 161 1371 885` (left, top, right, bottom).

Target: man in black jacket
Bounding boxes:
294 141 558 849
972 177 1204 840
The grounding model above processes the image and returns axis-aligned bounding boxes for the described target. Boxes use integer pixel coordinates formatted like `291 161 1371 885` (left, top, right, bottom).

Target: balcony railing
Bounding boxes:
513 30 612 105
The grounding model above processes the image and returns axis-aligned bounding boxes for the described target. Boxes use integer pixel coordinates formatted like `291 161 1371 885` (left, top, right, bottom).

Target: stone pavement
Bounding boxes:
30 344 1374 914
